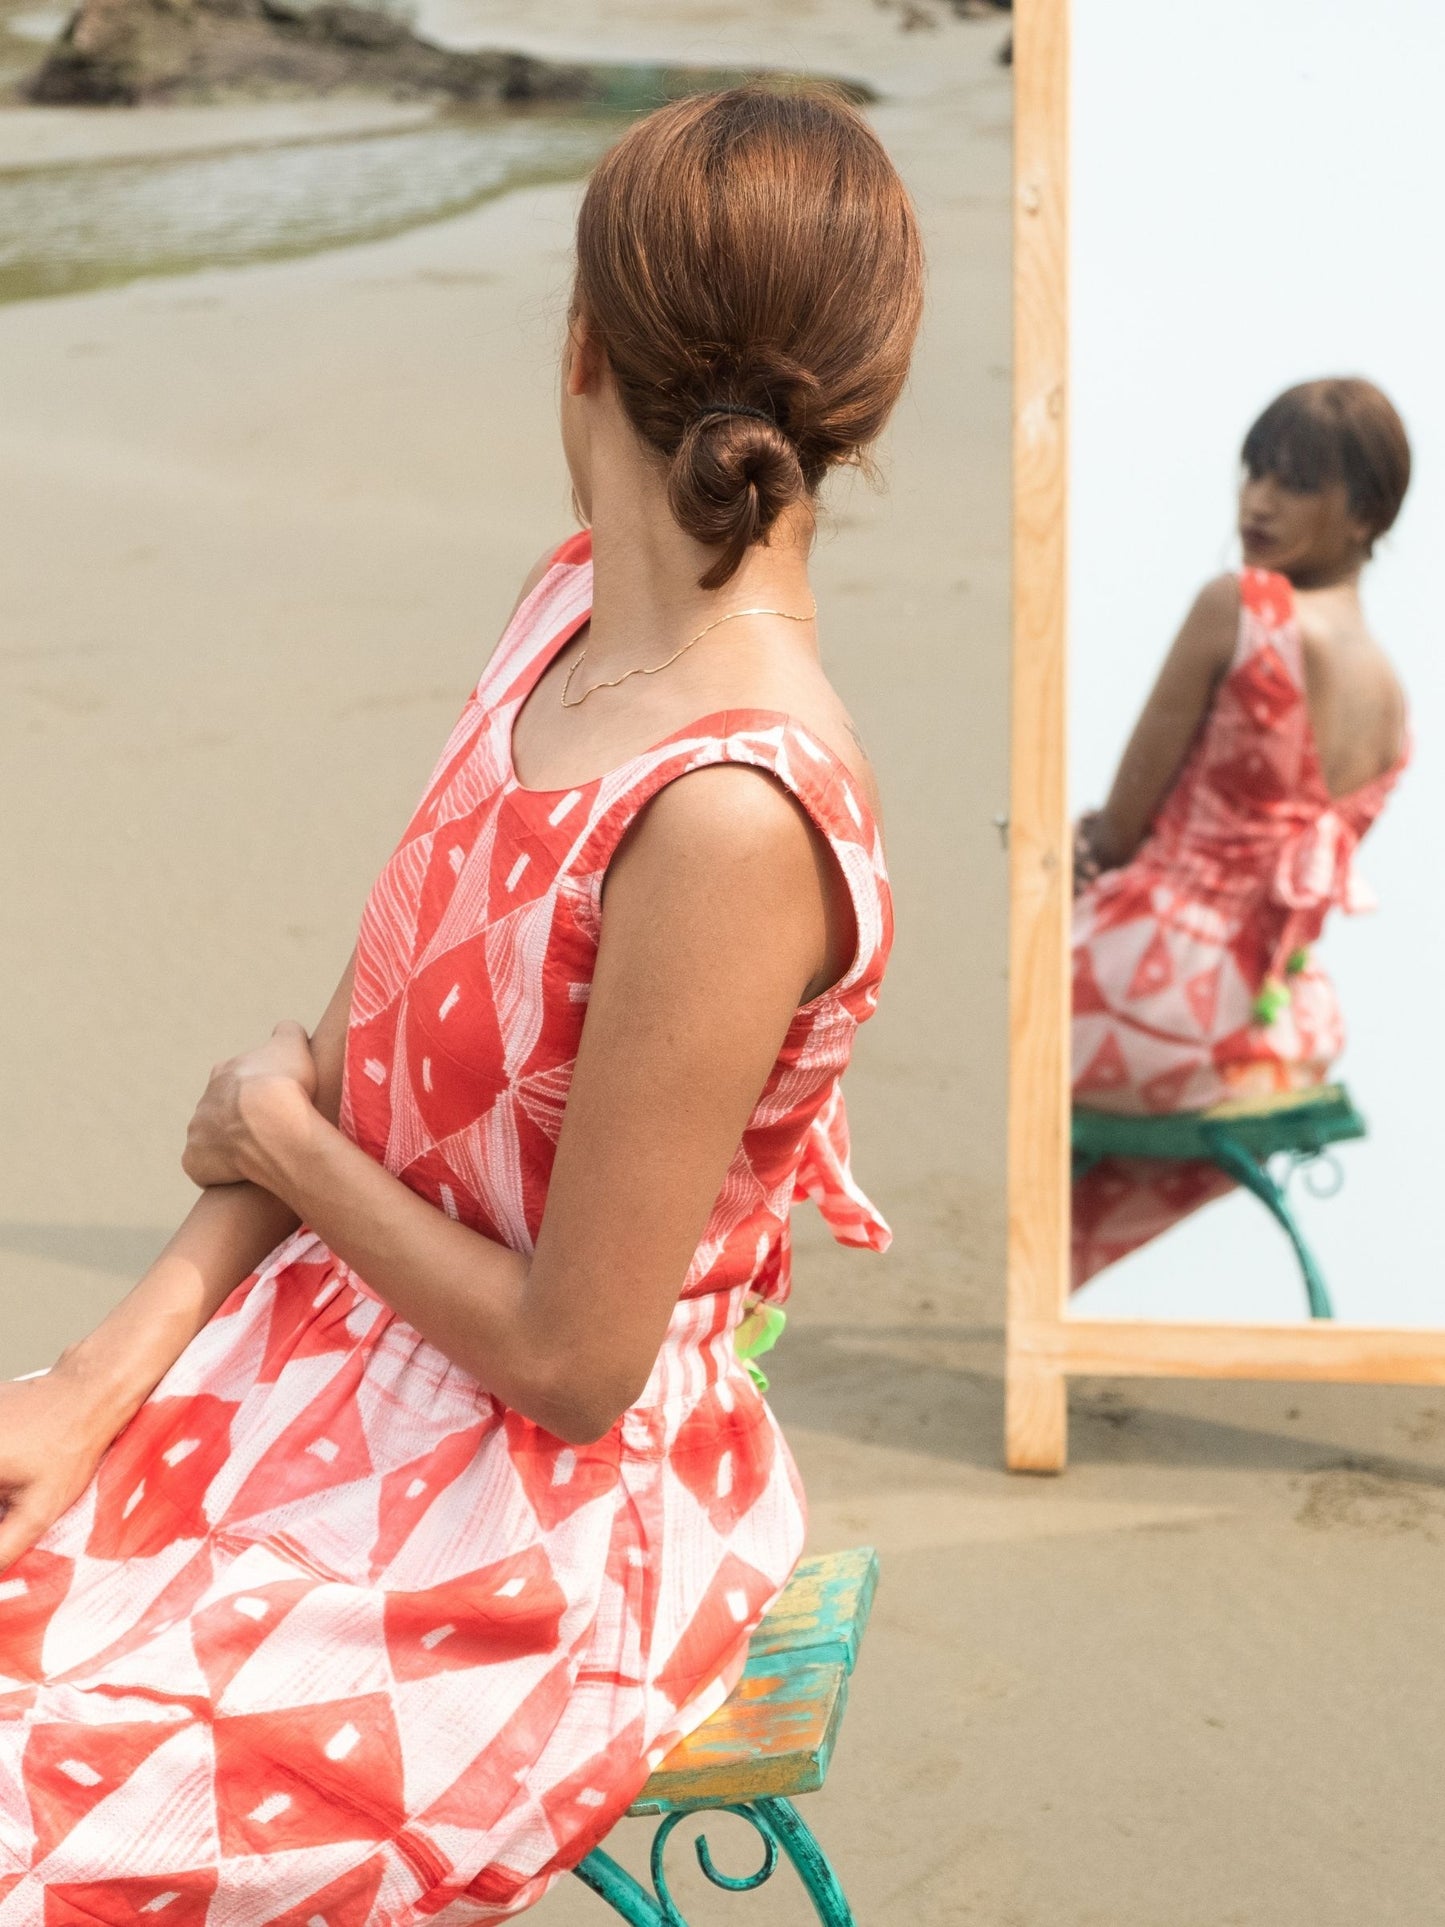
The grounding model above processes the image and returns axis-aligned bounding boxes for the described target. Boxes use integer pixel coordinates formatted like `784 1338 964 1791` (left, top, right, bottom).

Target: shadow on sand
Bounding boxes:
770 1318 1445 1489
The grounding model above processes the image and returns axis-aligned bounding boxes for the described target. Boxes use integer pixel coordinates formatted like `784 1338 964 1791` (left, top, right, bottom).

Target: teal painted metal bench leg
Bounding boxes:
572 1846 667 1926
1204 1131 1336 1320
573 1799 855 1927
751 1797 855 1925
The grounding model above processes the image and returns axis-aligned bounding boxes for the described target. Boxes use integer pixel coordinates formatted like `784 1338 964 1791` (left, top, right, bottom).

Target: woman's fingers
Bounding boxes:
183 1108 245 1188
182 1140 223 1188
219 1022 318 1096
188 1023 318 1182
268 1021 319 1098
0 1379 121 1574
0 1488 47 1574
185 1023 320 1190
187 1152 244 1188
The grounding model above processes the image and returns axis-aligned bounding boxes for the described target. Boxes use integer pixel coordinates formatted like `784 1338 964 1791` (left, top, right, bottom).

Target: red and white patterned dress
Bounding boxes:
1071 567 1405 1286
0 531 893 1925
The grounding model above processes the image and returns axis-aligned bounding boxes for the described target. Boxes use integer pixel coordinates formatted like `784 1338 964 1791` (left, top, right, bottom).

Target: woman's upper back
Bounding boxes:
1155 567 1407 858
340 532 893 1298
1291 579 1408 800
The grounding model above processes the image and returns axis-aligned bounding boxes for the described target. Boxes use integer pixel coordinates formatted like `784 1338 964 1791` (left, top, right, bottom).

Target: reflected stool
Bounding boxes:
1072 1083 1368 1319
572 1547 877 1927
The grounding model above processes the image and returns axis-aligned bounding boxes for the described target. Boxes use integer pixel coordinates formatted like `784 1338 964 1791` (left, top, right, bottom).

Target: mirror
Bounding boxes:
1006 0 1445 1470
1068 0 1441 1325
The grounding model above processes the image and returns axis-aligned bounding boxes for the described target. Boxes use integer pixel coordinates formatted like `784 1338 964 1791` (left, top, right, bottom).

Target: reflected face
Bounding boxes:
1237 470 1370 584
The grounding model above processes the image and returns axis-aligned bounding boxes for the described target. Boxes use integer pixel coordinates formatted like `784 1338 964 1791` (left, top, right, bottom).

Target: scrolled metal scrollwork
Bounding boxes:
635 1797 854 1927
650 1804 781 1922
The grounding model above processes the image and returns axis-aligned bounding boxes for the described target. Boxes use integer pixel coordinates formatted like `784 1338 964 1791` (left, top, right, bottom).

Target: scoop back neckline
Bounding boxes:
1236 566 1408 809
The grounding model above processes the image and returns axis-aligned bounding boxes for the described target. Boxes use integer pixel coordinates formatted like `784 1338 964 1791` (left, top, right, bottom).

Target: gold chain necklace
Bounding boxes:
559 599 818 709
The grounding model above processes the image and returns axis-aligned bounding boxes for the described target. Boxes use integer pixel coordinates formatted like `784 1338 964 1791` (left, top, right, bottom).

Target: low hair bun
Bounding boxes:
668 412 806 592
730 348 825 448
574 82 924 587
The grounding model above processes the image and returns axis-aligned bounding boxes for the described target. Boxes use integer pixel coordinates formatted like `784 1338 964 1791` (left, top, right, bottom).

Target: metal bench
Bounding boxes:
572 1547 878 1927
1073 1082 1367 1319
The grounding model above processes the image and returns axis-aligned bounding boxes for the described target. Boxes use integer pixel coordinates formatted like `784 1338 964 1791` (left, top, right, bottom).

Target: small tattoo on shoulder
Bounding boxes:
846 719 869 758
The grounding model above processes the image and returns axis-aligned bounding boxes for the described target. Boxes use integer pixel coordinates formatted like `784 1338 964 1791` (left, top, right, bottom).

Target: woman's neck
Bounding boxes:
583 492 818 678
1283 556 1365 595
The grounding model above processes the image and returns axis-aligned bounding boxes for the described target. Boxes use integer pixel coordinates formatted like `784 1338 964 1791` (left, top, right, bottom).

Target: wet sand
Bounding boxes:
2 7 1443 1924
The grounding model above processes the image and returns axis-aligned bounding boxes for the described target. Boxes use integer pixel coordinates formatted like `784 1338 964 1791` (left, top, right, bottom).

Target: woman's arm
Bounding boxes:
183 766 840 1446
1080 574 1240 876
60 950 355 1415
0 544 572 1569
0 954 355 1571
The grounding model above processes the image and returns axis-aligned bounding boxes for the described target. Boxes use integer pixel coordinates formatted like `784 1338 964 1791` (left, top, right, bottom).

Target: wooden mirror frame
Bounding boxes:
1004 0 1445 1474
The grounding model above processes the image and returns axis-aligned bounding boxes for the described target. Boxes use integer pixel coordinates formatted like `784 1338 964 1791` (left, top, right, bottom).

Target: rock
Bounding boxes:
26 0 601 105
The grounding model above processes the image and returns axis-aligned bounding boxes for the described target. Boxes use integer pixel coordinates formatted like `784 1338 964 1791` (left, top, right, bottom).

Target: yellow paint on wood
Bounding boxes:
626 1549 876 1814
629 1661 848 1815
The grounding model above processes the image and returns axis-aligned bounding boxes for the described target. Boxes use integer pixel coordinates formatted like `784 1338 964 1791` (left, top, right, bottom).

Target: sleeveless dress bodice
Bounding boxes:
0 531 894 1926
1142 566 1403 983
341 527 893 1309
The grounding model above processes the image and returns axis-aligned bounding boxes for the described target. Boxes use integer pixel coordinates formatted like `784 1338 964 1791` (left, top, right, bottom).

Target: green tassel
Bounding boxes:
1252 978 1291 1026
735 1303 786 1397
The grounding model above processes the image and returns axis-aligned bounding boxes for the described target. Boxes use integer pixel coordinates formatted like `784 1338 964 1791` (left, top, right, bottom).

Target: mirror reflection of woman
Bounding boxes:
1072 378 1411 1285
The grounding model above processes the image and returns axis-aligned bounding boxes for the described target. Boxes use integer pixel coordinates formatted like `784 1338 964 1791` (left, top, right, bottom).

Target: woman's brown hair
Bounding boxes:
573 83 925 589
1242 377 1412 553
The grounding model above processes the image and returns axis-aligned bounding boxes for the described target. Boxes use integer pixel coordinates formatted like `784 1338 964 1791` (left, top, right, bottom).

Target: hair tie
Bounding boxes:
696 403 777 428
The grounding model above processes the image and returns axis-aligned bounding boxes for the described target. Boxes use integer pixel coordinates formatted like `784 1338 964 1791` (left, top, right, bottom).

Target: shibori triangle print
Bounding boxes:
0 532 893 1923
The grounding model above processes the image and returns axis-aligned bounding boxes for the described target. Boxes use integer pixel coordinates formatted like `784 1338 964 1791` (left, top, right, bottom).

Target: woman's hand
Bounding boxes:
183 1020 320 1190
1073 810 1112 894
0 1370 127 1572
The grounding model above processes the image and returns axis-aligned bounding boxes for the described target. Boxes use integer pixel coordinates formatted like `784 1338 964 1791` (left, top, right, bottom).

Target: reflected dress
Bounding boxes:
1071 567 1405 1286
0 530 893 1924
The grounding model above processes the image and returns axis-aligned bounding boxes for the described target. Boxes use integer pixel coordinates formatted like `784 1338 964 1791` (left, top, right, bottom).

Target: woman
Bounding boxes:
0 86 921 1920
1072 377 1410 1287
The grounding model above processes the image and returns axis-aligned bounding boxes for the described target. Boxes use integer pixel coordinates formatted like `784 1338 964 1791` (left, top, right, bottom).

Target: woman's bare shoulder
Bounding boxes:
1192 571 1243 619
607 759 854 1001
1173 572 1241 675
729 651 883 826
1186 571 1243 639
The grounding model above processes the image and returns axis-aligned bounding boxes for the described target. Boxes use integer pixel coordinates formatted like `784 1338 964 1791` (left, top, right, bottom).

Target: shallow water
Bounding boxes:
0 111 621 304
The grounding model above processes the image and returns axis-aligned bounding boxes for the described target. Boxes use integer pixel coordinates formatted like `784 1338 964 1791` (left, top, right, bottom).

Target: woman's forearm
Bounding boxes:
51 1182 299 1433
238 1093 578 1429
43 955 355 1433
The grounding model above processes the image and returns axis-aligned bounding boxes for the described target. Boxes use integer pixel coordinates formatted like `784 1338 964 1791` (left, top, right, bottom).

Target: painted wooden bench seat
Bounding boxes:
1073 1082 1367 1318
572 1547 878 1926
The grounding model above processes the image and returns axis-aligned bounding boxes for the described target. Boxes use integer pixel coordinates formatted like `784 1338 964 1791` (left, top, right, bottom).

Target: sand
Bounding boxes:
2 7 1442 1923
